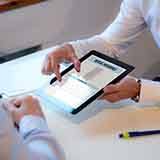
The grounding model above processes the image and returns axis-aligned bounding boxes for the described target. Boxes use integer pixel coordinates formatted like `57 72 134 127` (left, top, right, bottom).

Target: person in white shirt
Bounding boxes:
41 0 160 104
0 96 63 160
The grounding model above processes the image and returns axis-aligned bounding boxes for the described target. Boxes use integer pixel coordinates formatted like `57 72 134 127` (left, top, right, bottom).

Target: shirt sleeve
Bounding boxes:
0 104 30 160
0 103 63 160
139 79 160 105
19 115 64 160
70 0 146 58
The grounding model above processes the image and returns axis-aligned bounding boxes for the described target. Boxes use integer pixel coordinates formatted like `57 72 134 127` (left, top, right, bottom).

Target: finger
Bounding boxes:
12 99 22 107
100 93 121 103
45 58 53 75
99 84 119 100
69 53 80 72
41 56 48 74
103 84 119 94
42 56 52 75
9 97 24 108
3 101 18 112
54 64 61 81
73 58 81 72
97 94 106 100
50 57 61 81
9 98 17 104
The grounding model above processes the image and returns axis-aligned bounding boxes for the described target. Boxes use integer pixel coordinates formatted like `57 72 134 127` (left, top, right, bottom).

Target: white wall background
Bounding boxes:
0 0 160 78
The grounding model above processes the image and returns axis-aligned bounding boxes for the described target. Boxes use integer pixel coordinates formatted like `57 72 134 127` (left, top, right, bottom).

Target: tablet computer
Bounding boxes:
37 50 134 114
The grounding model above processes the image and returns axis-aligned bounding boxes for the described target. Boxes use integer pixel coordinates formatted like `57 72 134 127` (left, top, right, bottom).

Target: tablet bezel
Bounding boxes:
49 50 135 114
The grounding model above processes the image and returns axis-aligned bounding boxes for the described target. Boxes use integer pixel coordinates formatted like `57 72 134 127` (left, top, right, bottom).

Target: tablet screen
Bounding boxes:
42 55 126 112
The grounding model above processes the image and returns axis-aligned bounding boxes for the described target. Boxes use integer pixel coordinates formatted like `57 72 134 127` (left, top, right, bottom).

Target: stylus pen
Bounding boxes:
50 78 54 85
119 130 160 139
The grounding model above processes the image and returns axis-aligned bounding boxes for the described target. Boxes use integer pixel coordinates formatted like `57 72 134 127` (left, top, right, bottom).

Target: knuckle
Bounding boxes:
25 95 34 101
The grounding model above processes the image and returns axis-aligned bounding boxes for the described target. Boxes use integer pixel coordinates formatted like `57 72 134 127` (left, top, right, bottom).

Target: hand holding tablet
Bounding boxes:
38 50 134 114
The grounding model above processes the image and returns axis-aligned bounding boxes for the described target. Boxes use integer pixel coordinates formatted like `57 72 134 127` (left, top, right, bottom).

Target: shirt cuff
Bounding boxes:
19 115 49 139
139 79 160 104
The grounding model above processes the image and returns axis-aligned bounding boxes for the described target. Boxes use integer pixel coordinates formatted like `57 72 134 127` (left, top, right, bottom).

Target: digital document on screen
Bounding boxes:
43 55 126 111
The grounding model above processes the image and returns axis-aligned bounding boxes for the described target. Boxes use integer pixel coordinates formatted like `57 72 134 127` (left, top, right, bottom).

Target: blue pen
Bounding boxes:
119 130 160 139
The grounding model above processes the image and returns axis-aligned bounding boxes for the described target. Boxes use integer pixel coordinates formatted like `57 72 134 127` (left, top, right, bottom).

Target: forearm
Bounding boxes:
70 0 146 58
0 105 31 160
0 99 63 160
139 79 160 104
70 35 119 58
19 116 63 160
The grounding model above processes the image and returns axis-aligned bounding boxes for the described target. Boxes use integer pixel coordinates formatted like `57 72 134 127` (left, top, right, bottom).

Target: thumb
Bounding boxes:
103 84 119 94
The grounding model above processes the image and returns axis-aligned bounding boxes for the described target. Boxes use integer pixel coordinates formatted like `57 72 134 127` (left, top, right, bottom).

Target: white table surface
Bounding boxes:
1 47 160 160
0 47 67 97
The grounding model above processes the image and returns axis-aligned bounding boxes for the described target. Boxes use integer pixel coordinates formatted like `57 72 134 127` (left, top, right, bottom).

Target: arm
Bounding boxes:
99 76 160 104
70 0 146 58
41 0 146 81
0 103 32 160
139 79 160 104
1 97 63 160
19 115 63 160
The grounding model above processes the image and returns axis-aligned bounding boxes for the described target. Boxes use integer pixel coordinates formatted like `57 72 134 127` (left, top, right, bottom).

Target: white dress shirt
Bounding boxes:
70 0 160 104
0 102 64 160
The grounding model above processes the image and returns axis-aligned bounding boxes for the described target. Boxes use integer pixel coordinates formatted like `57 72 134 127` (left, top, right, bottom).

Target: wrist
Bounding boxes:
20 115 44 123
19 115 48 138
16 113 44 126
